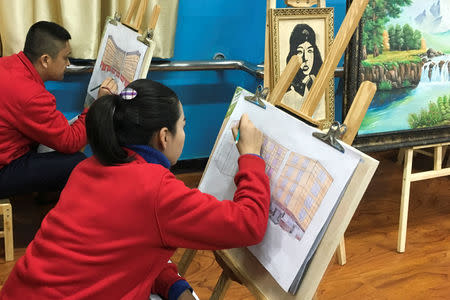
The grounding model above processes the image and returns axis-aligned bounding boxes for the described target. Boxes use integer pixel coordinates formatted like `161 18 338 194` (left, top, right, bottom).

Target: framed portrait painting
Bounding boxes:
269 7 334 127
344 0 450 152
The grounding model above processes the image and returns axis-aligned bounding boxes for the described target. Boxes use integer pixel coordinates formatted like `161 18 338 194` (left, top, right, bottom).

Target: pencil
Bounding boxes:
235 129 240 144
89 84 102 92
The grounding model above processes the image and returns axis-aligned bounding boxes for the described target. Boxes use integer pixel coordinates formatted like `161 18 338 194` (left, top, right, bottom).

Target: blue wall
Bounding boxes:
48 0 347 160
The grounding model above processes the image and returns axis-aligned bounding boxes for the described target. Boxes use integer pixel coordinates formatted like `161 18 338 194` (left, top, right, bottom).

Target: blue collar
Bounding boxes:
125 145 171 169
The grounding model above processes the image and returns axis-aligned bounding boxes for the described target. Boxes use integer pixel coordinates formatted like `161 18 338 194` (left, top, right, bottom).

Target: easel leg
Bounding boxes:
210 271 232 300
336 237 347 265
434 146 442 170
443 146 449 167
177 249 197 276
397 148 413 253
2 202 13 262
396 148 405 165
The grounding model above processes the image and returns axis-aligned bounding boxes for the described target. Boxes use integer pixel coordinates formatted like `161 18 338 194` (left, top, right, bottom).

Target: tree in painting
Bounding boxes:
357 0 450 134
361 0 412 58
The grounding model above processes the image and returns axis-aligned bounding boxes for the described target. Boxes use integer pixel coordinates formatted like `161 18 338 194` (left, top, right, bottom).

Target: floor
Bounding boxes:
0 150 448 299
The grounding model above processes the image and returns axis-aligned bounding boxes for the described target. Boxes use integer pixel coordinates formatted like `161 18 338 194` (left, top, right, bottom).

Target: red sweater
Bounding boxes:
0 152 270 299
0 52 87 168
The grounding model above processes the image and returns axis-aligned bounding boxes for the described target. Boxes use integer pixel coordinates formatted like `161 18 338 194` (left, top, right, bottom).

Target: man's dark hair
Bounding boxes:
23 21 71 62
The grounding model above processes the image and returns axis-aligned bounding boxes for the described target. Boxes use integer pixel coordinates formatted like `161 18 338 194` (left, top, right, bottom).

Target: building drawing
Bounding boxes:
212 128 333 242
100 35 141 87
269 150 333 241
261 136 288 179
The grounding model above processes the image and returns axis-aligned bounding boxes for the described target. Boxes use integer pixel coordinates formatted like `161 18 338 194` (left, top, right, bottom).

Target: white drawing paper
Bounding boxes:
198 87 361 292
86 20 155 101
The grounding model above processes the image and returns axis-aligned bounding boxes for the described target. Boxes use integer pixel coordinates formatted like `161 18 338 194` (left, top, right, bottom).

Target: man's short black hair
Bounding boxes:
23 21 71 62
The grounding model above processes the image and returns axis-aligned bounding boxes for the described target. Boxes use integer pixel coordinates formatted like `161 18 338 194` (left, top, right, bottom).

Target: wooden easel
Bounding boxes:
209 80 376 300
397 142 450 253
267 0 368 264
122 0 161 34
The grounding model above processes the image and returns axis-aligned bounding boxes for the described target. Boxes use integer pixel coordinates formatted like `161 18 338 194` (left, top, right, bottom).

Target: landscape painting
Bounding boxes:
345 0 450 151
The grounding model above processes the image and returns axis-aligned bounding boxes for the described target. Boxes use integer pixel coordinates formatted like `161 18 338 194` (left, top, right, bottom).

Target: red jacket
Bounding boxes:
0 52 87 168
0 152 270 299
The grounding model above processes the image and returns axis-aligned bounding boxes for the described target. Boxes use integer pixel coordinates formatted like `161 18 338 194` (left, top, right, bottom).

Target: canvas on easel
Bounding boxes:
85 2 160 106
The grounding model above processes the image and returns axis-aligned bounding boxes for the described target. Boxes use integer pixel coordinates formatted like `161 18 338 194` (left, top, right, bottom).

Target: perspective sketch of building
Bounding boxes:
214 133 289 177
212 129 333 242
269 151 333 241
100 35 141 86
213 125 239 176
260 135 288 179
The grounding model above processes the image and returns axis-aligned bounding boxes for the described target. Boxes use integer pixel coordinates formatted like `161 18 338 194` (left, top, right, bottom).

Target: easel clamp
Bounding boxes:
313 121 347 153
108 13 121 26
244 85 268 109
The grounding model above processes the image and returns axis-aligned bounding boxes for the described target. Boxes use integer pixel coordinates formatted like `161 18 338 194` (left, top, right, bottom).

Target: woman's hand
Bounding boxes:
232 113 263 156
177 289 196 300
97 77 117 98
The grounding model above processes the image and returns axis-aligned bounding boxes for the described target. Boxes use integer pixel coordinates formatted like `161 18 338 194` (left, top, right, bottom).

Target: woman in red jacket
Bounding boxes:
0 79 270 300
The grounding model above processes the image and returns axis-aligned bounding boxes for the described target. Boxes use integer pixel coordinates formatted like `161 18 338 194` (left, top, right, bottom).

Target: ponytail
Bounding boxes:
86 79 180 166
86 95 133 165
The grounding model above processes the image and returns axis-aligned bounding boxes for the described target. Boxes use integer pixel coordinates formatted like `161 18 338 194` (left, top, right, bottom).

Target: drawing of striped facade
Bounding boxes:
269 151 333 241
100 35 141 86
261 135 288 178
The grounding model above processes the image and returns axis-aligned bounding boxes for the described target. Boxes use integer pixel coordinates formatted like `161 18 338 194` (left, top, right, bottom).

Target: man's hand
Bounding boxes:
97 77 117 98
177 289 196 300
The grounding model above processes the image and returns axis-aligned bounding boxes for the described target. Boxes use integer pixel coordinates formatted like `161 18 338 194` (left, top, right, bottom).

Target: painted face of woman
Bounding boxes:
296 41 314 76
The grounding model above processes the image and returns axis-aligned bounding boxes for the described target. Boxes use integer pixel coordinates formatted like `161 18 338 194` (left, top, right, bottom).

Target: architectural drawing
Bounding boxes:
213 128 239 177
85 19 155 106
261 136 288 179
213 129 333 242
269 151 332 241
100 36 141 87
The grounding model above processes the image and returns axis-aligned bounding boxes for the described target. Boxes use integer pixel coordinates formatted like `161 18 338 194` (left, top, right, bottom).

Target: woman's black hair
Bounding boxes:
86 79 180 166
286 24 323 96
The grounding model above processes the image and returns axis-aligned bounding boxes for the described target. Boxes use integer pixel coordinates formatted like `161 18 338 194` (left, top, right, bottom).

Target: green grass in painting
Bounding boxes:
362 50 425 68
408 94 450 128
378 80 392 90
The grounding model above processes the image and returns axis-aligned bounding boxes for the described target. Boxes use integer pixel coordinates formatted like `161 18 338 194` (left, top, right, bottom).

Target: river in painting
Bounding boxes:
359 54 450 134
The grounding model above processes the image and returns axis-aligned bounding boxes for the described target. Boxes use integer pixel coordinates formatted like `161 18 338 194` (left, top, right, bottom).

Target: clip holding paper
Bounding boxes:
312 121 347 153
137 29 153 46
109 12 121 25
244 85 267 109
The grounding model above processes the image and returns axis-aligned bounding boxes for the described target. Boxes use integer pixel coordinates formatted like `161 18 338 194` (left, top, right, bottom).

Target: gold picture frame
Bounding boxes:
270 8 334 127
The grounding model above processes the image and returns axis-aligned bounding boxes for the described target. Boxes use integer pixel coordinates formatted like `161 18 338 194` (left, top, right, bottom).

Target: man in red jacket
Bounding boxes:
0 21 115 198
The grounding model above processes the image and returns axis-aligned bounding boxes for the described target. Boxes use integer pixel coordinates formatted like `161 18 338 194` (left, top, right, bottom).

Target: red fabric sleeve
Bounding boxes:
150 261 185 299
155 154 270 250
15 91 87 153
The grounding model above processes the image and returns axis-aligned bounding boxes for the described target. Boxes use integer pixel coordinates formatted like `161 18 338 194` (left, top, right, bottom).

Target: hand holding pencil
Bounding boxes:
94 77 118 99
232 113 263 156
